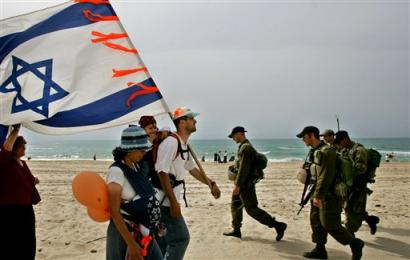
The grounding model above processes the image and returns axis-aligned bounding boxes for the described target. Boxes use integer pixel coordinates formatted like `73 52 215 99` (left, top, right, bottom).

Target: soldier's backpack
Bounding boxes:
251 151 268 183
238 143 268 183
366 148 382 183
254 152 268 171
334 145 381 197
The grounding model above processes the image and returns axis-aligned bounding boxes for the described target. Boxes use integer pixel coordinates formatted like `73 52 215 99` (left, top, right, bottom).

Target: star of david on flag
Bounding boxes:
1 56 69 117
0 0 169 143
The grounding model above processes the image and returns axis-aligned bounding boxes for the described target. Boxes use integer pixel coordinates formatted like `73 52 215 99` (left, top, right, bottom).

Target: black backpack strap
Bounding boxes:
168 133 189 161
181 180 188 207
149 133 190 207
158 174 188 207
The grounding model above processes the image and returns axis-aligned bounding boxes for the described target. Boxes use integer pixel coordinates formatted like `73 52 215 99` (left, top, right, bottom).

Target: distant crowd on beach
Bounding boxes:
199 151 235 163
213 151 235 163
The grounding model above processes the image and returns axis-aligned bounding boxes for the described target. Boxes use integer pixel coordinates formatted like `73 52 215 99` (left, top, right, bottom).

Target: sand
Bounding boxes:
27 160 410 259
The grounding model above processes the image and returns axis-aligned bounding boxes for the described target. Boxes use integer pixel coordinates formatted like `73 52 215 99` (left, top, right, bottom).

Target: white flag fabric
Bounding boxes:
0 0 169 136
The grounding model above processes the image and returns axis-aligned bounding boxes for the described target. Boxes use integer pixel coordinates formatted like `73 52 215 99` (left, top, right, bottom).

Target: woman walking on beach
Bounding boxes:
106 125 163 260
0 124 41 260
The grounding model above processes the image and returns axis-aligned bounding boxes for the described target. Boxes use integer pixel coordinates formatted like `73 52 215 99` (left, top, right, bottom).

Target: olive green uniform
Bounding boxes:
308 142 354 245
341 142 368 234
230 139 277 229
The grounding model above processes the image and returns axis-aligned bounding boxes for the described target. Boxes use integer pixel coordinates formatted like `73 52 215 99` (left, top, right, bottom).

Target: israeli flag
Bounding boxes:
0 0 168 143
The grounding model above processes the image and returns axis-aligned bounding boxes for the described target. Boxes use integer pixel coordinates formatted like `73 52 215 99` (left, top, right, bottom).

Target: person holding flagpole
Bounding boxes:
0 124 41 260
155 107 221 260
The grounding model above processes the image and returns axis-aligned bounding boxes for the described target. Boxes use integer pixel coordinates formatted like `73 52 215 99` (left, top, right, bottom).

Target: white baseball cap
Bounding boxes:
173 107 200 120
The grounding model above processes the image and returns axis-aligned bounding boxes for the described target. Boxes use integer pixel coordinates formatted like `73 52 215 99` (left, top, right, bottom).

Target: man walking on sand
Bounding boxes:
223 126 287 241
334 130 380 236
155 107 221 260
297 126 364 260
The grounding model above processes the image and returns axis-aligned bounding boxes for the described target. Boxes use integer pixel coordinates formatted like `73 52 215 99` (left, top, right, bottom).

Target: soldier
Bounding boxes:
297 126 364 260
223 126 287 240
334 130 380 235
320 129 335 145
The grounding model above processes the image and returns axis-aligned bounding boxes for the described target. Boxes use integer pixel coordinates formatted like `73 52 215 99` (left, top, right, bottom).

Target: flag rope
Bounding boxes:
113 67 148 78
91 31 129 43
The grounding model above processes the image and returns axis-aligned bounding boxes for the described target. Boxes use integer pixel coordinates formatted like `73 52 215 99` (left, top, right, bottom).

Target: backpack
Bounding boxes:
237 143 267 184
141 132 188 186
140 132 190 206
152 132 189 163
254 152 268 171
366 148 382 183
334 145 381 197
251 151 268 183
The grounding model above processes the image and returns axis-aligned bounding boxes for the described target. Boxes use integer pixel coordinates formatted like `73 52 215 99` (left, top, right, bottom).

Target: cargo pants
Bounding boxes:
345 189 367 234
310 195 354 245
231 186 277 229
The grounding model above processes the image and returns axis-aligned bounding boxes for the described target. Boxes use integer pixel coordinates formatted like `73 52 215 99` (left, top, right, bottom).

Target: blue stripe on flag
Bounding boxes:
0 125 9 148
0 3 116 64
35 78 162 127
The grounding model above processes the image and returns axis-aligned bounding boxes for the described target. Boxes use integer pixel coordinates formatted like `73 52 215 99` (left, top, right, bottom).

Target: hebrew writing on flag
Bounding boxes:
0 0 169 143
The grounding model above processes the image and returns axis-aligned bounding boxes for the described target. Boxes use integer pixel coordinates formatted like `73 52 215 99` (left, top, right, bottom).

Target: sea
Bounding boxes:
24 138 410 162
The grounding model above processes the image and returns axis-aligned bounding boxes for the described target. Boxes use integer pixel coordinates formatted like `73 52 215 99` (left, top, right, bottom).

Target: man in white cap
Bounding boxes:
320 129 336 145
155 107 221 260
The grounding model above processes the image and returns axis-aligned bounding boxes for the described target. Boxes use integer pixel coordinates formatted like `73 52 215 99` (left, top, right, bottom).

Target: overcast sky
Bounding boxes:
1 0 409 140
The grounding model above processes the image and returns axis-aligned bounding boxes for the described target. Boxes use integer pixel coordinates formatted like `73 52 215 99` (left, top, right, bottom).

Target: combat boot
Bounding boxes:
365 215 379 235
274 222 287 241
223 228 241 238
350 238 364 260
303 244 328 259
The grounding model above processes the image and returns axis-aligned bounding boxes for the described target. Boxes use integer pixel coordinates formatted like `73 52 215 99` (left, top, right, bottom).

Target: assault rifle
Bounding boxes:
297 162 315 215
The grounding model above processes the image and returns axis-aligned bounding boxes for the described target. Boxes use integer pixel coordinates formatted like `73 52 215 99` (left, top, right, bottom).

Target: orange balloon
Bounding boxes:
72 171 109 210
87 207 110 222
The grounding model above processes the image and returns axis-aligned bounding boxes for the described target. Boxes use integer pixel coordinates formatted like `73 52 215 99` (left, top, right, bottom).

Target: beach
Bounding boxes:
29 160 410 260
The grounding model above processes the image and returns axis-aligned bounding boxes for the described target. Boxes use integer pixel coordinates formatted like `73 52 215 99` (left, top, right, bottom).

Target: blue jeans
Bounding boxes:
156 206 190 260
106 220 163 260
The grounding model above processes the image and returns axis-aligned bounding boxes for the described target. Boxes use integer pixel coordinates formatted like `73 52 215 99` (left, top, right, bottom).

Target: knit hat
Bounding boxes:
119 125 152 152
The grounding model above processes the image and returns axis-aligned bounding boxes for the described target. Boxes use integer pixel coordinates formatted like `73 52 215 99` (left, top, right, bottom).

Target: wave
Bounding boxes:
27 154 91 160
378 150 410 156
278 147 305 150
260 151 271 155
268 157 304 163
